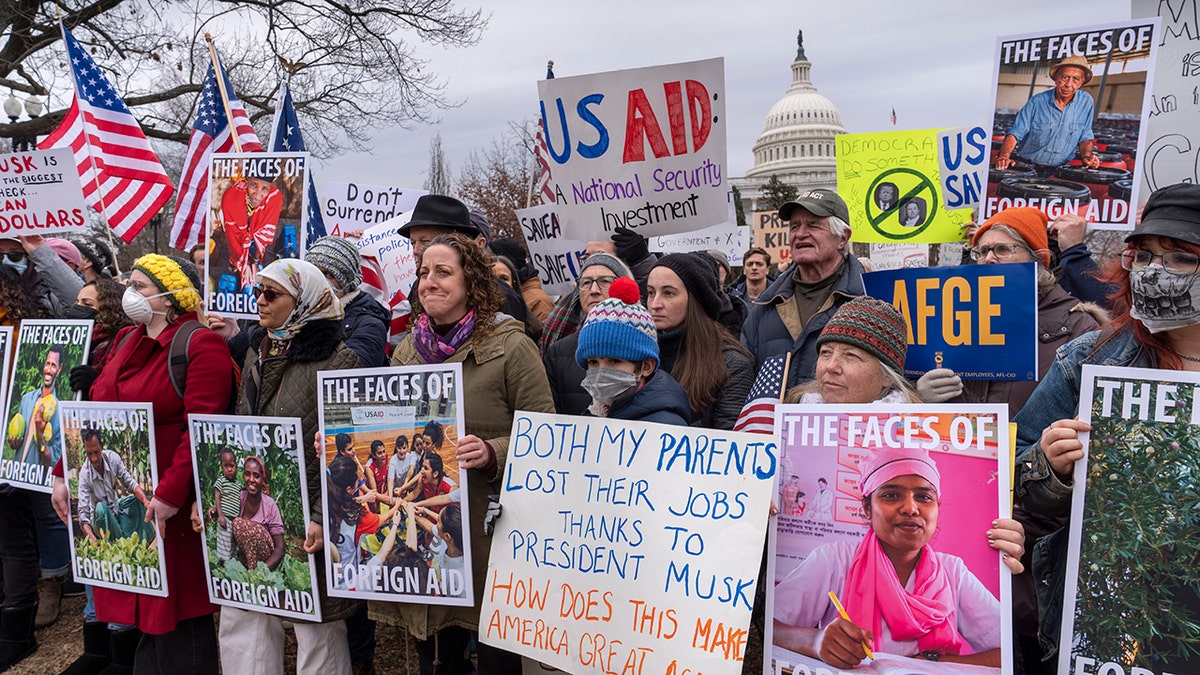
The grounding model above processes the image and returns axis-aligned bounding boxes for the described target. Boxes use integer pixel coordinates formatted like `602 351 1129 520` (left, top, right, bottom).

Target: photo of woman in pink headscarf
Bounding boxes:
772 446 1022 670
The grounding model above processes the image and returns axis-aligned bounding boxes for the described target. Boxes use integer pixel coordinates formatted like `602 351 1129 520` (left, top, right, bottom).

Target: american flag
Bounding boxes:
733 352 791 434
169 56 262 250
268 85 326 248
533 122 555 205
39 23 174 243
890 107 897 126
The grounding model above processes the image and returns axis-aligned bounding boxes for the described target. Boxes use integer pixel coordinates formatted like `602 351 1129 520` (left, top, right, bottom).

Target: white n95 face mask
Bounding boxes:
122 287 173 325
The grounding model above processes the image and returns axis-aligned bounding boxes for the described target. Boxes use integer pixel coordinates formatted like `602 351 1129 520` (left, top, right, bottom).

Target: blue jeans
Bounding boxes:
32 492 69 577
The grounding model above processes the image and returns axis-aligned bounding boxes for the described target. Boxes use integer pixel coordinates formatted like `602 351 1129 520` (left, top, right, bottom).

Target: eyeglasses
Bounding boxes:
969 243 1031 261
252 285 288 303
1 251 27 263
1120 249 1200 275
577 275 616 291
127 279 150 292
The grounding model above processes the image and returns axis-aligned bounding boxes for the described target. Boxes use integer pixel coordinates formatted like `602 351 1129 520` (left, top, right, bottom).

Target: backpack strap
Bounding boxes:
167 320 204 400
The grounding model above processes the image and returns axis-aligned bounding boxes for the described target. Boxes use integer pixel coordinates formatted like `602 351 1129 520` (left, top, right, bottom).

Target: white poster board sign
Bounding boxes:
516 203 587 297
323 182 426 237
0 147 88 236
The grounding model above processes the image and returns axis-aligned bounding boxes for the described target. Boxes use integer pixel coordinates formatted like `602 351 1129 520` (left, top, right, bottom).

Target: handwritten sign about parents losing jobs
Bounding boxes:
538 58 728 242
0 147 88 237
1062 365 1200 675
481 412 775 674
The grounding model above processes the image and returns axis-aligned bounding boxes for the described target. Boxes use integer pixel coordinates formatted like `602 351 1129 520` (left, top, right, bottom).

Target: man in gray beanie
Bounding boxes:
305 236 390 367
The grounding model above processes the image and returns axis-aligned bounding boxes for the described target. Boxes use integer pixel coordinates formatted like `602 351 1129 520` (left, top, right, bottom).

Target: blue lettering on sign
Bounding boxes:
663 561 755 610
655 432 777 479
540 93 609 165
941 126 988 209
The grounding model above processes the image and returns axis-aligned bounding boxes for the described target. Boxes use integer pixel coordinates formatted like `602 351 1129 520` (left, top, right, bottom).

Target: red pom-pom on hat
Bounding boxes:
607 276 641 304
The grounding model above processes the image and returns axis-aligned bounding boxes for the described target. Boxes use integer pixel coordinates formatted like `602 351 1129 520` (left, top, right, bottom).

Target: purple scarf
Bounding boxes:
413 310 476 363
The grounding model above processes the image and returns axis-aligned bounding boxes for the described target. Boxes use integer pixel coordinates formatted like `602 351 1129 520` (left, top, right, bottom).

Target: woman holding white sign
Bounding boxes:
375 232 553 675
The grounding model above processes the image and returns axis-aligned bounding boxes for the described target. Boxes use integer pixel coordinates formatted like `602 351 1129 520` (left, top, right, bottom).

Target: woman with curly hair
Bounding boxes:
372 232 554 674
68 277 132 369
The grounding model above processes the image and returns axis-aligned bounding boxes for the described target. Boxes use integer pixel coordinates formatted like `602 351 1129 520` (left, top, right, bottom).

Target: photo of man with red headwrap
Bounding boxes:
221 162 283 289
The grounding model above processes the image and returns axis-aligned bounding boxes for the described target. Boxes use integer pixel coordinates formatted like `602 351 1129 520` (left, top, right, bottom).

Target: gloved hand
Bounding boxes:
483 495 503 536
611 227 649 265
916 368 963 403
69 365 98 397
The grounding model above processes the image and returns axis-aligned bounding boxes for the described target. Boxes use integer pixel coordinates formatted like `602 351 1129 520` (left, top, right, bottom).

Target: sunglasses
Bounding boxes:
1 251 27 263
252 285 288 303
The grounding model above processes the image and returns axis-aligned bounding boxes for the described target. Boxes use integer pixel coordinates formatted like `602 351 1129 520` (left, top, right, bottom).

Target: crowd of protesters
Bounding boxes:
0 178 1194 675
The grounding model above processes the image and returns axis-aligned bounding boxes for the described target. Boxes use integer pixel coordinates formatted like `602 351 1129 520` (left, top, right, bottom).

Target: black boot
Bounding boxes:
97 626 141 675
0 605 38 671
63 621 111 675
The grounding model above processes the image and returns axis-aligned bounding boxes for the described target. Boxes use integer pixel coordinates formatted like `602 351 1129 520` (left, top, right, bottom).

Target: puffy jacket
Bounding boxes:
606 369 691 426
240 318 361 623
658 331 754 431
341 290 391 367
741 255 865 387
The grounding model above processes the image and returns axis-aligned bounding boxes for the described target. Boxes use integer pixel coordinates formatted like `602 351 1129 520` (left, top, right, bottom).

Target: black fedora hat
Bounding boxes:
397 195 480 239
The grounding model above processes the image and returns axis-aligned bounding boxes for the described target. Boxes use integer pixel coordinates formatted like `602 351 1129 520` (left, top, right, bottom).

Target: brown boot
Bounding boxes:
33 576 62 629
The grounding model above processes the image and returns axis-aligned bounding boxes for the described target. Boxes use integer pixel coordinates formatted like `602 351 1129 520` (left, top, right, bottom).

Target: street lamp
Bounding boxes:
5 93 43 153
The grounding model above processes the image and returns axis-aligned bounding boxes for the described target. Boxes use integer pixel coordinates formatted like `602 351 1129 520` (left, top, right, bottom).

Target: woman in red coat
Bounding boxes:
81 254 232 672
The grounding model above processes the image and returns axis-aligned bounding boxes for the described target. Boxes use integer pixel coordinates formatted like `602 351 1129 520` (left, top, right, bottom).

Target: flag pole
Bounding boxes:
57 16 123 271
205 33 242 153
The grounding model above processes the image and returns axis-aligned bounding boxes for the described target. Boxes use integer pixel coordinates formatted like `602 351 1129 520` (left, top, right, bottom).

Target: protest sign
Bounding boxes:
1062 365 1200 674
937 126 989 211
323 181 426 237
480 412 776 673
516 203 587 297
651 223 748 266
60 401 167 596
863 263 1038 379
868 243 928 270
1133 2 1199 204
0 326 13 424
357 214 416 313
984 20 1160 229
0 147 88 237
1 319 91 492
205 152 309 319
538 58 728 242
318 363 471 605
767 404 1011 675
752 210 790 265
837 129 974 244
189 414 320 621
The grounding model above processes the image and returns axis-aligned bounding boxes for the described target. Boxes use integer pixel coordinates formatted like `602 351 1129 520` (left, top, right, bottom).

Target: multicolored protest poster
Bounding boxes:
837 129 974 244
1133 2 1198 204
317 363 471 605
322 181 426 238
1062 365 1200 674
480 411 776 673
356 214 415 336
60 401 167 596
767 404 1011 675
189 414 320 621
0 326 14 422
0 147 88 237
868 243 929 271
205 151 309 319
937 126 989 211
984 20 1160 229
752 210 790 266
1 319 91 492
516 203 587 297
538 58 728 241
863 263 1038 379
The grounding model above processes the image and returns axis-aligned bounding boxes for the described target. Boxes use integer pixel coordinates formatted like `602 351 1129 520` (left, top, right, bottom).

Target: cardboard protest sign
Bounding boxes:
189 414 320 621
205 152 309 319
323 181 426 238
863 263 1038 380
1133 2 1198 203
538 58 728 242
60 402 167 596
0 326 14 423
838 129 973 244
651 223 748 266
767 404 1011 675
480 412 776 672
937 126 989 211
1062 365 1200 674
868 243 928 271
1 320 91 492
984 20 1160 229
0 147 88 237
318 364 471 605
752 211 790 266
356 213 416 331
516 203 587 297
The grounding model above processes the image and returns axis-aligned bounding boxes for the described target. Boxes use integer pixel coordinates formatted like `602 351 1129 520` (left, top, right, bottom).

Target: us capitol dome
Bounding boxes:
733 30 845 213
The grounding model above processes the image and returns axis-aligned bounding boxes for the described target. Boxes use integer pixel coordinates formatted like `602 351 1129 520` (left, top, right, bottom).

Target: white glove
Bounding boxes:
916 368 963 403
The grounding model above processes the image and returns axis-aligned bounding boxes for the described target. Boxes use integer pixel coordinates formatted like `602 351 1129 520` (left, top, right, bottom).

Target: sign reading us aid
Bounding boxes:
538 58 728 242
863 262 1038 380
937 126 989 210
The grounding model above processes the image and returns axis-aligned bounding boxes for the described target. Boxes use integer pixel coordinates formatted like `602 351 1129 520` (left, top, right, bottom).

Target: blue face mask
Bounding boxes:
1 255 28 277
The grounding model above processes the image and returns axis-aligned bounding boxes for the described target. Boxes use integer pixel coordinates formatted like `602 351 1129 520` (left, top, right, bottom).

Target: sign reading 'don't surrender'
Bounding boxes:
538 58 728 242
481 412 776 674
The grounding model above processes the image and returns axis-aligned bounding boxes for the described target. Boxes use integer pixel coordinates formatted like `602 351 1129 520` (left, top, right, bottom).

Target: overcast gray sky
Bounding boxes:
319 0 1132 191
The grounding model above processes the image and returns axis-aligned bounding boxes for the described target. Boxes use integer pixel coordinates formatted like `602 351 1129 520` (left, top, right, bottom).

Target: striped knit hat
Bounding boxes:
817 296 907 375
575 277 659 369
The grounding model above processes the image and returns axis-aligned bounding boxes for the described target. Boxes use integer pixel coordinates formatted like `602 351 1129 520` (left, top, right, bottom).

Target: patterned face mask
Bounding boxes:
1130 265 1200 333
